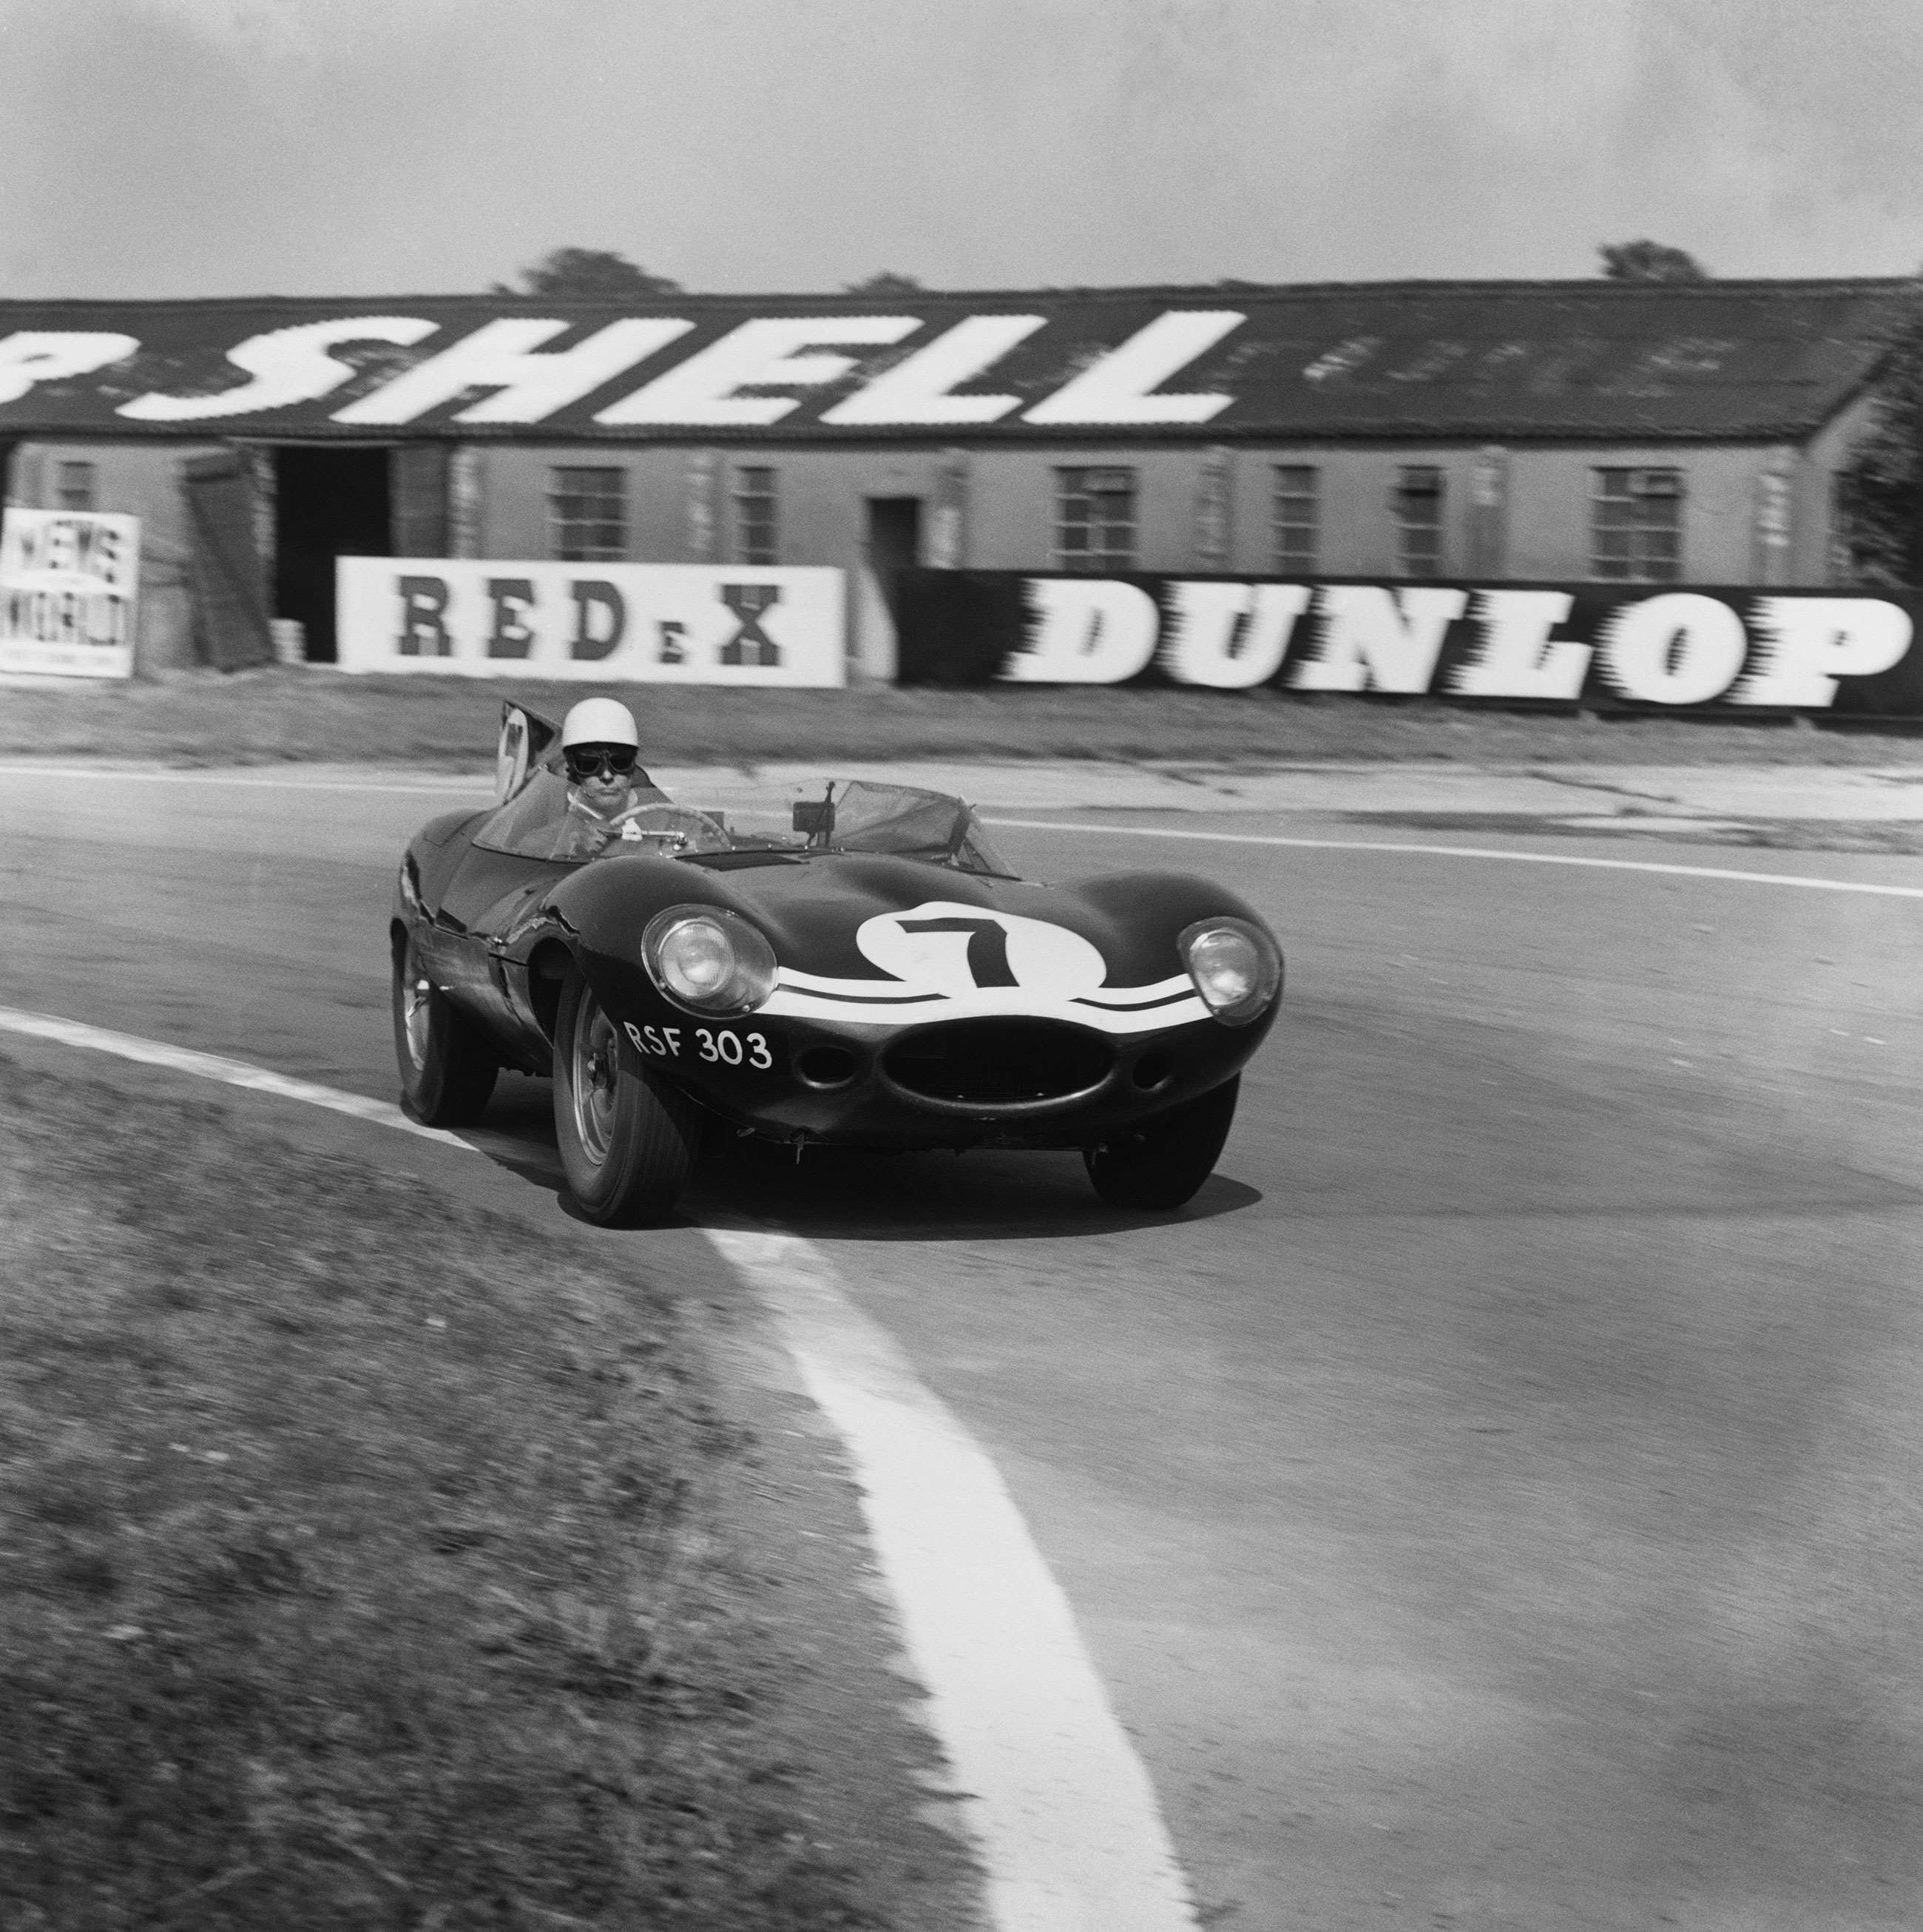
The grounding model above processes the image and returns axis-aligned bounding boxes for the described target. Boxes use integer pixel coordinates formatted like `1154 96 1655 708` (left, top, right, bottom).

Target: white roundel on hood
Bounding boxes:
856 901 1107 998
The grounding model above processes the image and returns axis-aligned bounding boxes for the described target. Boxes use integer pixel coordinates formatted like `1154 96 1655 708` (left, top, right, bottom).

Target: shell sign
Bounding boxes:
0 305 1245 436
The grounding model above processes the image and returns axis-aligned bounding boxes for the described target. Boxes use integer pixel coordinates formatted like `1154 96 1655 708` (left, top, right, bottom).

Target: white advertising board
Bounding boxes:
0 509 140 678
337 558 844 685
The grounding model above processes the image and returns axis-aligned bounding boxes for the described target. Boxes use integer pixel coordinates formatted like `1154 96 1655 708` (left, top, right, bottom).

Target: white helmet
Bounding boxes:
561 698 639 750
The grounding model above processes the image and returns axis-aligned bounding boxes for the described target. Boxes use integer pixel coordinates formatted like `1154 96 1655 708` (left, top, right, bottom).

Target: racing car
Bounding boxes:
391 703 1282 1225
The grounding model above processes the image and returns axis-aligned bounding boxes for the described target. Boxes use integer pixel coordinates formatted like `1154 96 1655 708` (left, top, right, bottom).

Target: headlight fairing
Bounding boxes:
1177 917 1282 1026
642 906 779 1016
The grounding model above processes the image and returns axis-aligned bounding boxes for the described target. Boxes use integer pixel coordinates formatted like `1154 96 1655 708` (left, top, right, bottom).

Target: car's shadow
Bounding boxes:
688 1136 1263 1241
462 1075 1262 1242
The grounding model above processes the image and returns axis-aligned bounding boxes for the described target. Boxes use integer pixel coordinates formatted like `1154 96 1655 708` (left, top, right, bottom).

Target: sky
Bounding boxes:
2 0 1922 300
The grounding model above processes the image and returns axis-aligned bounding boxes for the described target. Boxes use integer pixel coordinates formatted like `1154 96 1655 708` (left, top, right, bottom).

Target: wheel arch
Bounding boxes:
526 936 576 1041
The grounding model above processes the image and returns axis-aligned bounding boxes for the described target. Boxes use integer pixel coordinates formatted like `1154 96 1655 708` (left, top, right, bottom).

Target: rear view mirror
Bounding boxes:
792 800 835 837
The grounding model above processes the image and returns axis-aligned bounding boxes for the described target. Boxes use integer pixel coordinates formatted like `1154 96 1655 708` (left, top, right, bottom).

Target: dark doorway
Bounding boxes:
274 447 392 663
865 497 924 578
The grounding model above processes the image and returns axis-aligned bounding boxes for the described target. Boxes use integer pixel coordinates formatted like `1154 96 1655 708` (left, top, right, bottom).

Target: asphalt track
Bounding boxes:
4 764 1922 1931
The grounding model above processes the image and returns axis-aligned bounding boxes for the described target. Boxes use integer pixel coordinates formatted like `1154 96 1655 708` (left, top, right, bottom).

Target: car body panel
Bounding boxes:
393 752 1281 1152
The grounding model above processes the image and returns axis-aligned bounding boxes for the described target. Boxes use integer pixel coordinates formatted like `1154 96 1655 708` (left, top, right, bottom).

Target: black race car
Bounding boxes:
391 703 1282 1224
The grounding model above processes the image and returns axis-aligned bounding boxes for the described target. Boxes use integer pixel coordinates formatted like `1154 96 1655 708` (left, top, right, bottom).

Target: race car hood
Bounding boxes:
550 851 1277 1036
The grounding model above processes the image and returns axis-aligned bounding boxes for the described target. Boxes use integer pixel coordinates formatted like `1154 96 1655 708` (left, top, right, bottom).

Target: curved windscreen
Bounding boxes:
798 783 1010 874
471 771 1007 875
471 769 694 862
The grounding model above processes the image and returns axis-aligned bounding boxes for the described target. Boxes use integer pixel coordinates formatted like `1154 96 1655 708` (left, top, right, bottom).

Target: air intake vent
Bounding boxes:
882 1019 1112 1104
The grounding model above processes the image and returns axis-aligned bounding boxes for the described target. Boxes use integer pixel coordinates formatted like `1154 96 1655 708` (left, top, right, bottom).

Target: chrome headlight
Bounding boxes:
1178 917 1282 1027
642 906 778 1016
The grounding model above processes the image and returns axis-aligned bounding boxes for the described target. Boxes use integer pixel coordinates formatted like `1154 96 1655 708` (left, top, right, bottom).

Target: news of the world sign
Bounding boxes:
0 509 141 678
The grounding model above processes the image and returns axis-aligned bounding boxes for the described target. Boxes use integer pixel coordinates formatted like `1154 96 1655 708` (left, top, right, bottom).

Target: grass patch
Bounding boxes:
4 664 1921 769
0 1053 890 1931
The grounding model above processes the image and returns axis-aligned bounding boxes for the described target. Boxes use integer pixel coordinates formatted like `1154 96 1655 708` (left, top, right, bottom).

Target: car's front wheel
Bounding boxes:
392 925 498 1126
1084 1075 1239 1212
552 968 701 1226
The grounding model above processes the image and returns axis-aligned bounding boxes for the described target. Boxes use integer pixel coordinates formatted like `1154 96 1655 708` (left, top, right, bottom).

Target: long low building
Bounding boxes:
0 277 1910 667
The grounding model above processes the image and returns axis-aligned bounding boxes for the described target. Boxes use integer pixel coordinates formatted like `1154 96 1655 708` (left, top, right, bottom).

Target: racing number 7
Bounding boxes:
896 916 1018 988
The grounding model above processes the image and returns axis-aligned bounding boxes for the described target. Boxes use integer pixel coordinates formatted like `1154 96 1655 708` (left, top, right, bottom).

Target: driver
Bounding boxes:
557 698 668 856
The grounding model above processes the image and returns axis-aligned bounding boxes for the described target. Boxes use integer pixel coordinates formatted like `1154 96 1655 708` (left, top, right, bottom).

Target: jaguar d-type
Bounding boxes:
391 704 1282 1224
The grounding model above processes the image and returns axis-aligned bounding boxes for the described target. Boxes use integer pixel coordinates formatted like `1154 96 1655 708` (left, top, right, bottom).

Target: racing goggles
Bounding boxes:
564 745 639 782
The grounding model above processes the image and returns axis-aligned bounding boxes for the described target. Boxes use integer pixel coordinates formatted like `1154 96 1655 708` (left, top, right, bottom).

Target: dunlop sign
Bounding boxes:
335 558 845 686
0 509 140 678
889 571 1923 716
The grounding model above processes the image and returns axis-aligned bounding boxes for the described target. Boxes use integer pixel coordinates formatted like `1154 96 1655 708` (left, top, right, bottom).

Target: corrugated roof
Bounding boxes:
0 278 1912 442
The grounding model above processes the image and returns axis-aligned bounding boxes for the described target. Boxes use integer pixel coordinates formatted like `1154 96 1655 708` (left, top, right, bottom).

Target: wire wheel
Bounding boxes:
568 985 624 1170
400 948 435 1073
552 967 701 1226
390 924 497 1127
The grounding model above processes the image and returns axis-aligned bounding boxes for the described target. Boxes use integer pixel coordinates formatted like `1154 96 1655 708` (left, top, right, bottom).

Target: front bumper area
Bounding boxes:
663 1008 1271 1150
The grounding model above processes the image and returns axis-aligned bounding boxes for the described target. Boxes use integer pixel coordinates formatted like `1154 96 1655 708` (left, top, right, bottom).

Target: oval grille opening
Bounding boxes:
882 1019 1112 1104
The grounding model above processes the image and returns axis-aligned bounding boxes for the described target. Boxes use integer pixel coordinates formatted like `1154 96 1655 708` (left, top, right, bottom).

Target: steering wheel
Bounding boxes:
606 804 731 854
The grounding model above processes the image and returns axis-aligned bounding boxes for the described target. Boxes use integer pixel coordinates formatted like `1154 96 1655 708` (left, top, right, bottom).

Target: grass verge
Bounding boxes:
4 664 1921 769
0 1051 896 1931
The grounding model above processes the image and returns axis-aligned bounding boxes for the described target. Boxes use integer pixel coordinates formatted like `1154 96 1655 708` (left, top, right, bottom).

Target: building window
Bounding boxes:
547 467 626 562
733 467 779 565
55 460 97 511
1392 466 1445 577
1271 465 1319 574
1055 467 1138 572
1591 467 1683 582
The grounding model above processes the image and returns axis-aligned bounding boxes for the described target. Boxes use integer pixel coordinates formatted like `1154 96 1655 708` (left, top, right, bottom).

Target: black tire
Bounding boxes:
1084 1075 1240 1212
392 925 498 1127
552 969 701 1226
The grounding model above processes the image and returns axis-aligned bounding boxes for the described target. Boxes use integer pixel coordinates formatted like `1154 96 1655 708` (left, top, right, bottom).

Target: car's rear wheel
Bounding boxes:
391 925 498 1126
1084 1075 1239 1212
552 968 701 1226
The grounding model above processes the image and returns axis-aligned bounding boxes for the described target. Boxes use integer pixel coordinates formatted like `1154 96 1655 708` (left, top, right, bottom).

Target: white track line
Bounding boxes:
7 764 1919 898
984 818 1923 899
708 1228 1199 1932
0 1003 1198 1932
0 765 490 797
0 1005 472 1145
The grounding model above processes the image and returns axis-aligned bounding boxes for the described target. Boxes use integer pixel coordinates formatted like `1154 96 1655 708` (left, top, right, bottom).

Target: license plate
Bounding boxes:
624 1019 783 1073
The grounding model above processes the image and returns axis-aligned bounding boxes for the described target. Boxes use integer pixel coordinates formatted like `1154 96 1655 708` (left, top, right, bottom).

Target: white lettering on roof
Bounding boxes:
0 332 141 406
120 317 439 422
820 315 1046 427
594 317 920 427
1022 311 1243 425
332 318 694 426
